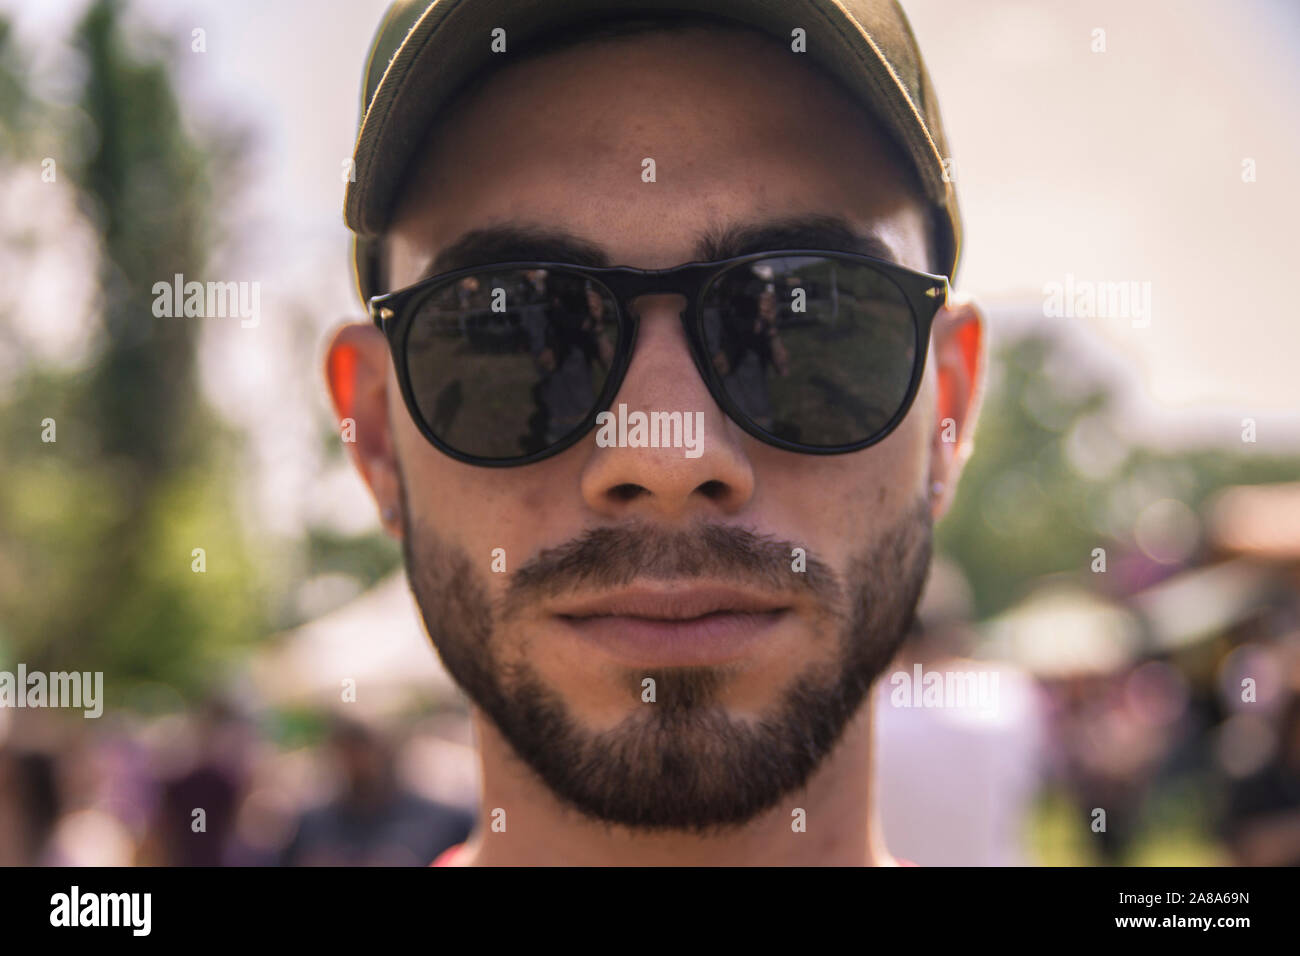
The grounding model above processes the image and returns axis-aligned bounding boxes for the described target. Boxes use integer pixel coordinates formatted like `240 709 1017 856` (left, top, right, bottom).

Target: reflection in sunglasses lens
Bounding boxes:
404 269 619 459
701 257 916 446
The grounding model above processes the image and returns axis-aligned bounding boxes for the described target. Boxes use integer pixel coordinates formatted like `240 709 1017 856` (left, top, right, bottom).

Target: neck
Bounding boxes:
455 686 893 866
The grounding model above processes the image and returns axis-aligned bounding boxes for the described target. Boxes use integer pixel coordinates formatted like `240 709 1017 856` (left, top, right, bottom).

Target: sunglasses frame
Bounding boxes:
370 250 950 468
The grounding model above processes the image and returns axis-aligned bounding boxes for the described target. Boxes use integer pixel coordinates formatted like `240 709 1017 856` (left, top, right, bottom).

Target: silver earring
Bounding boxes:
931 480 945 498
382 506 396 523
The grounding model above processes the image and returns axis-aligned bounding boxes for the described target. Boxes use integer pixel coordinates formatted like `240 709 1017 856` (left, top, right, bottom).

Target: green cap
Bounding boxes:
344 0 962 302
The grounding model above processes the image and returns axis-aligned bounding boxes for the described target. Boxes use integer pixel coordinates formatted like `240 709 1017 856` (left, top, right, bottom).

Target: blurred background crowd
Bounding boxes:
0 0 1297 865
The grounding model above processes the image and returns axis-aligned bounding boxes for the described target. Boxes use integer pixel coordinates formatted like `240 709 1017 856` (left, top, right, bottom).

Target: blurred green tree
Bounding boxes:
937 328 1300 620
0 0 266 702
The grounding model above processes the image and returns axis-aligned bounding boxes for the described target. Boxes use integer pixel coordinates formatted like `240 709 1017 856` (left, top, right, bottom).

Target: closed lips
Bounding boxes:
553 586 790 622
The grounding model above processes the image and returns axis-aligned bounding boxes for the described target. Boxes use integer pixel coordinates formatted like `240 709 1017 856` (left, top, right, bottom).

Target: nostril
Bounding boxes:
697 479 729 500
609 483 646 502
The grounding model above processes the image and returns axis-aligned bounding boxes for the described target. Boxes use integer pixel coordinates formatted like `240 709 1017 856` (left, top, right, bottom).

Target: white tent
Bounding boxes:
247 572 459 718
979 584 1142 678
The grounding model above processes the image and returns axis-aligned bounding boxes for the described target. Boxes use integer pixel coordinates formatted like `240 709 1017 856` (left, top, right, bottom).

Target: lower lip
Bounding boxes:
557 610 788 666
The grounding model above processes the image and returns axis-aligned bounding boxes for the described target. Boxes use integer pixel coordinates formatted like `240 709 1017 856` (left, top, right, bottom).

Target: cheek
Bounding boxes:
747 381 934 568
390 377 582 585
863 371 935 516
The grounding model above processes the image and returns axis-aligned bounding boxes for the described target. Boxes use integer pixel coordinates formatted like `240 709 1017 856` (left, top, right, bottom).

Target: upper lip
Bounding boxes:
552 585 790 621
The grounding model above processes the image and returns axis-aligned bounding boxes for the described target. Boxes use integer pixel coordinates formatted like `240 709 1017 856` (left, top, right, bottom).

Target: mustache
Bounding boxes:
501 522 843 619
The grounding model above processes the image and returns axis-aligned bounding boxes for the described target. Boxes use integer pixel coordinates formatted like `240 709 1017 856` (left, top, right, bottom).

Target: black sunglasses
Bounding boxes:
370 250 949 467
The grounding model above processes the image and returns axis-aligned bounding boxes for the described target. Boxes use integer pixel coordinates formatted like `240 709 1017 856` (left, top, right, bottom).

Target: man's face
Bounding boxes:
344 26 975 831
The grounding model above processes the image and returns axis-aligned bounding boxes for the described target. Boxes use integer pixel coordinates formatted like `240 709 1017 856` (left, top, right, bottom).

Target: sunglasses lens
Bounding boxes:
701 256 918 447
402 269 620 460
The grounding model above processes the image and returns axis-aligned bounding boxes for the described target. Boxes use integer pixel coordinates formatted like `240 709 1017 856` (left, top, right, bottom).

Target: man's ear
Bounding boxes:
928 297 986 520
324 322 403 536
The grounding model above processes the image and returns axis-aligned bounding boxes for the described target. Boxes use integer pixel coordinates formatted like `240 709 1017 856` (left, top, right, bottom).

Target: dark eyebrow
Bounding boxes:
693 214 899 264
421 225 611 278
419 213 898 280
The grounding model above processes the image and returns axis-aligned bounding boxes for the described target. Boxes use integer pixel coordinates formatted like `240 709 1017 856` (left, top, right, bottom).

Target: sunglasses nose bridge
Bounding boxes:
621 289 691 323
615 291 724 422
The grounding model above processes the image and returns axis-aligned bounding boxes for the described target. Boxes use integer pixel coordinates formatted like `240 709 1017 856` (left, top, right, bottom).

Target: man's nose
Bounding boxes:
579 293 756 521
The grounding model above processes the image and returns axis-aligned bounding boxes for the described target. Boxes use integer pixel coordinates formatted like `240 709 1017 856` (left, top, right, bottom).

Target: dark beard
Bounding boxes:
401 480 932 834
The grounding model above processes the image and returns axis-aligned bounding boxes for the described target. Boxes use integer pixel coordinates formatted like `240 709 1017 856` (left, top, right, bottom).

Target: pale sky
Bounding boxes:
6 0 1298 535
